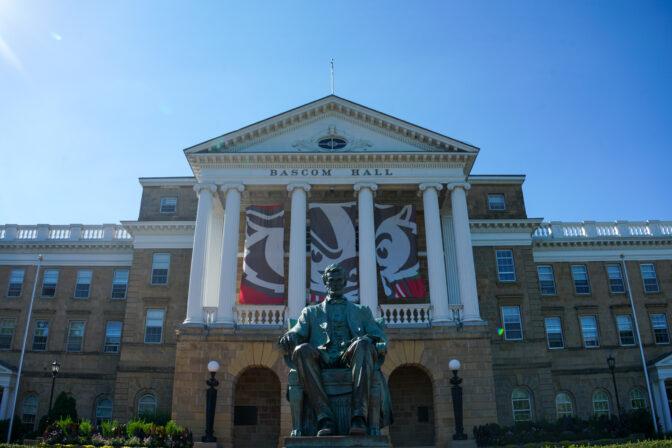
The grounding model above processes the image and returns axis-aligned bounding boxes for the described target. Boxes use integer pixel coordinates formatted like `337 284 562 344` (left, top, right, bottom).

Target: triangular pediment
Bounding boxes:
655 352 672 368
184 95 478 155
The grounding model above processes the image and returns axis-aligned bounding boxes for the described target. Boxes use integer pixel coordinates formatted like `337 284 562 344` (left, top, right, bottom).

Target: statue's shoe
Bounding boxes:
316 419 336 437
349 416 367 436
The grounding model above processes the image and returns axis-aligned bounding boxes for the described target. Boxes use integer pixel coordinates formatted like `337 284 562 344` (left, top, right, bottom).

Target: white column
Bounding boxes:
0 385 10 420
448 182 481 322
184 182 217 325
658 378 672 432
287 183 311 320
441 214 461 305
419 183 451 324
204 199 224 308
354 182 378 313
216 184 244 326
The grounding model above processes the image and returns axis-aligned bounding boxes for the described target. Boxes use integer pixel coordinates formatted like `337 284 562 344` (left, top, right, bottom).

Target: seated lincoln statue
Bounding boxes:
278 264 391 437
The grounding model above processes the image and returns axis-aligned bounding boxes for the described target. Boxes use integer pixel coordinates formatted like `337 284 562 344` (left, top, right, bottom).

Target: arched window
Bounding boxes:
592 390 610 417
22 395 38 429
511 388 532 422
95 397 113 424
630 388 647 410
555 392 574 418
137 394 157 417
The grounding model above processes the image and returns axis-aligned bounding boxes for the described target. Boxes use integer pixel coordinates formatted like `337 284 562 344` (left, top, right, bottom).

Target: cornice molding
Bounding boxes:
121 221 195 235
470 219 543 232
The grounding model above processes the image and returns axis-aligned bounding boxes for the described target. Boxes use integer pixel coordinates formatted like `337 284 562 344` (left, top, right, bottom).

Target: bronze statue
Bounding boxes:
279 264 392 437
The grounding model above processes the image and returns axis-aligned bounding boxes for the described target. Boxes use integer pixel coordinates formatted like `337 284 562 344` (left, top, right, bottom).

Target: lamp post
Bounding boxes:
48 361 60 414
449 359 467 440
202 360 220 443
607 355 622 419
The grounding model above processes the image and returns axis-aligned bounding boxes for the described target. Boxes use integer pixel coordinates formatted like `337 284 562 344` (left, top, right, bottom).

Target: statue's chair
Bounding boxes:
283 318 388 437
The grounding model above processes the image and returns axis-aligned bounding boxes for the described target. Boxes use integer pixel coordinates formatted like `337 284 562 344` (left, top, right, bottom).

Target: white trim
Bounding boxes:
0 252 132 266
123 221 195 249
139 177 196 187
468 175 526 185
533 246 672 262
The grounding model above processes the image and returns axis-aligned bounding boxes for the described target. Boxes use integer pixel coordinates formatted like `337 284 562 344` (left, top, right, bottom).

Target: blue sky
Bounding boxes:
1 0 670 224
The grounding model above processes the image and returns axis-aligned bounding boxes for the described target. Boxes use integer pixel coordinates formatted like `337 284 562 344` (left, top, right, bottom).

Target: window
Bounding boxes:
104 321 122 353
32 320 49 351
616 314 636 346
66 321 85 352
640 264 660 293
650 314 670 344
95 398 113 424
317 137 347 150
41 269 59 297
592 390 610 417
606 264 625 293
144 309 165 344
137 394 157 417
151 253 170 285
630 388 647 410
571 265 591 294
7 269 25 297
555 392 574 418
0 318 16 350
501 306 523 341
487 194 506 211
111 269 129 299
74 270 92 299
580 315 599 348
22 395 38 429
537 265 556 295
496 250 516 282
511 388 532 422
160 197 177 214
544 317 564 349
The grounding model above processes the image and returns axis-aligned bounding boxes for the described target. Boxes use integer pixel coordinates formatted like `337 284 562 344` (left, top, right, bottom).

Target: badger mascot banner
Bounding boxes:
239 204 286 304
374 204 428 299
308 202 359 303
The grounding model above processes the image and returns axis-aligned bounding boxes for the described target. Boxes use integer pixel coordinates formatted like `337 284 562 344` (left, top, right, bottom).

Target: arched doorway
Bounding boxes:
389 365 435 447
233 367 281 448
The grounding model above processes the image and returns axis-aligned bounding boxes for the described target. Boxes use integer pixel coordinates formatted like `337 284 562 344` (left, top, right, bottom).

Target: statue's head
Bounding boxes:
322 264 346 296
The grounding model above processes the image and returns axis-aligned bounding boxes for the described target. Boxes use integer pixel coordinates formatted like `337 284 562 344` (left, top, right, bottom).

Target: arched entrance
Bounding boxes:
233 367 281 448
389 365 435 447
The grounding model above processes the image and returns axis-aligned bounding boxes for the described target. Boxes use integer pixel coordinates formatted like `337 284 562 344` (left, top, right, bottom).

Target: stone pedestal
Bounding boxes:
284 435 391 448
451 439 477 448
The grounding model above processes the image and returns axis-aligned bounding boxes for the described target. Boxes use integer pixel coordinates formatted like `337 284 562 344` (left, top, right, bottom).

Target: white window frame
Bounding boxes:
66 320 86 352
555 392 574 418
159 197 178 214
592 390 610 417
32 320 49 352
501 306 523 341
104 321 122 353
616 314 636 346
95 397 113 425
487 193 506 211
606 264 625 294
544 317 564 349
629 388 647 410
41 269 59 298
151 253 170 285
111 269 129 299
537 265 556 295
0 318 16 350
7 269 25 297
74 269 92 299
580 315 600 348
144 309 165 344
571 265 591 295
22 395 38 429
640 263 660 294
650 313 670 345
496 250 516 282
137 394 157 417
511 388 532 422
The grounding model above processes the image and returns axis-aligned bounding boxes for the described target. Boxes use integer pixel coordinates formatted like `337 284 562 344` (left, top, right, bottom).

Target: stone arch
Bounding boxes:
381 340 427 378
232 366 281 448
389 364 435 447
225 342 281 378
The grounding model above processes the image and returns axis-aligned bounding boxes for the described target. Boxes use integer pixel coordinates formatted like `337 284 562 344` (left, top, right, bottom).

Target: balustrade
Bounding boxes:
534 221 672 240
234 305 286 327
0 224 131 242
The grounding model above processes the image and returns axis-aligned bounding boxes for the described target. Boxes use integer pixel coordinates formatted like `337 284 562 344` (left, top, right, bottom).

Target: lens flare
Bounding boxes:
497 328 504 336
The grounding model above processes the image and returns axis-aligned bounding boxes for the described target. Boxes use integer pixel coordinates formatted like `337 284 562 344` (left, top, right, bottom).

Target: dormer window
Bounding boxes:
318 137 347 150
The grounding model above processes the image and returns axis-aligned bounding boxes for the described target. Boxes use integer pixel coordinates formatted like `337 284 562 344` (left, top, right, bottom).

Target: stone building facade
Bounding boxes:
0 96 671 447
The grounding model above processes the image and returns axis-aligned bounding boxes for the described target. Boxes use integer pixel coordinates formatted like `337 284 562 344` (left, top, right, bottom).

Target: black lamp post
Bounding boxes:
48 361 60 413
202 360 220 443
607 355 622 419
450 359 467 440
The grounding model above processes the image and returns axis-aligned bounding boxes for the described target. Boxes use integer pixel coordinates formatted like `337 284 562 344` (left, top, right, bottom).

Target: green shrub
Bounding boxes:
165 420 183 437
78 419 93 437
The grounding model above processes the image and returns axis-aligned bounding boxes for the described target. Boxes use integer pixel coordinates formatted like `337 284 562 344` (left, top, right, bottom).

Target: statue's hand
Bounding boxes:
278 332 298 353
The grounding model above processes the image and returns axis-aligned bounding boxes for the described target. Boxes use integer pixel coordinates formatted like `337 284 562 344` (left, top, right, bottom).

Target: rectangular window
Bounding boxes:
66 321 85 352
7 269 25 297
496 250 516 282
32 320 49 351
144 309 165 344
74 270 92 299
501 306 523 341
544 317 564 349
580 315 599 348
606 264 625 294
111 269 129 299
651 314 670 344
160 197 177 214
571 265 591 294
537 265 556 295
0 318 16 350
104 321 122 353
640 264 660 293
616 314 636 346
41 269 59 297
151 253 170 285
487 194 506 211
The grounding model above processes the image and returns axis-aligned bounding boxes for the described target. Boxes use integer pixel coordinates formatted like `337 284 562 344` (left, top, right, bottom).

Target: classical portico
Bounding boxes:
181 95 482 328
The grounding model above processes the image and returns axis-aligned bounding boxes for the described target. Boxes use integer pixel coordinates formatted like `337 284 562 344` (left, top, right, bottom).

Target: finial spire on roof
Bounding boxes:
330 58 335 94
